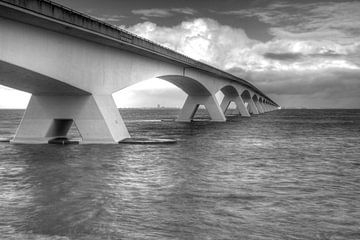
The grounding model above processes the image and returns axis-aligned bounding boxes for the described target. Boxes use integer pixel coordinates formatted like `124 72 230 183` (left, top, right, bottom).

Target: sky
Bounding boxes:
1 0 360 109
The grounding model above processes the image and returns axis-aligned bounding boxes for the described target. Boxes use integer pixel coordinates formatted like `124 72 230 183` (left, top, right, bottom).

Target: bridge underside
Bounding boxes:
0 60 88 95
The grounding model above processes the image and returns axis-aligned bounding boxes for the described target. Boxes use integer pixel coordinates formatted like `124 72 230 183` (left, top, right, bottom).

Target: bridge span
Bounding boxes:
0 0 279 144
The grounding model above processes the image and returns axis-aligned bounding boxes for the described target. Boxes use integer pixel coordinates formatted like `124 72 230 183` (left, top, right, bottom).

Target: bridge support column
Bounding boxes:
260 103 268 113
261 103 269 112
267 104 272 112
247 99 259 115
220 96 250 117
177 95 226 122
255 102 264 113
12 94 129 144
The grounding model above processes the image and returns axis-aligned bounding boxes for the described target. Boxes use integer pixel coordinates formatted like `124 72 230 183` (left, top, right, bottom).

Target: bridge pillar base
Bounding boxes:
177 95 226 122
220 96 250 117
11 95 129 144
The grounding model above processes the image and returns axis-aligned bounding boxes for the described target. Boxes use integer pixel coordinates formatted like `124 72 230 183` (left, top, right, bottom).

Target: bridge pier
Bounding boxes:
220 95 250 117
266 104 272 112
247 99 259 115
255 101 264 114
261 103 268 112
177 95 226 122
12 95 129 144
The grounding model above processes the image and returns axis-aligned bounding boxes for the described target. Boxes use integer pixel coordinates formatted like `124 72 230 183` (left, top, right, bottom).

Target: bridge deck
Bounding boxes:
0 0 277 105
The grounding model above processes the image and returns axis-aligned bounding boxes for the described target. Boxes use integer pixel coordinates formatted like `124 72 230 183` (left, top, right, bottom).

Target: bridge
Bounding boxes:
0 0 279 144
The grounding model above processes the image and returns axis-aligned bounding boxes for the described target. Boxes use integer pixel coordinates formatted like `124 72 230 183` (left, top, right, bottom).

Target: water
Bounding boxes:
0 109 359 240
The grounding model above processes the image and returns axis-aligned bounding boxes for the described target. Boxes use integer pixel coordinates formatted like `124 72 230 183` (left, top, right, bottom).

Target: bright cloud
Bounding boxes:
124 18 359 72
123 16 360 108
124 18 256 67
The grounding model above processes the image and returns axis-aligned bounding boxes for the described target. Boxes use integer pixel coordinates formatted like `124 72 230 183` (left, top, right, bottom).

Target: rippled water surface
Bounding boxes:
0 109 359 240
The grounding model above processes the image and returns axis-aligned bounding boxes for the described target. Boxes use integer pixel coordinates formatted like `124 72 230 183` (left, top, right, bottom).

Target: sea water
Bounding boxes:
0 109 359 239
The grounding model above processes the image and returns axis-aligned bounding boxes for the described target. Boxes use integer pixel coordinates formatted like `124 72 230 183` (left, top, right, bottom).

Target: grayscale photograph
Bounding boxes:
0 0 359 239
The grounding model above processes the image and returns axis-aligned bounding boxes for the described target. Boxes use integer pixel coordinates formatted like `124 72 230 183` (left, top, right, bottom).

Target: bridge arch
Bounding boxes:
158 75 225 122
252 95 265 113
217 85 250 117
220 85 240 98
259 97 264 106
115 74 225 122
157 75 211 96
241 90 252 102
259 97 266 112
240 90 258 115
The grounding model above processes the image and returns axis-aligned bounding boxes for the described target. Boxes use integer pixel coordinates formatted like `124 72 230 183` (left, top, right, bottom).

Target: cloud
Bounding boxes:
229 66 360 108
124 18 256 67
132 9 173 18
94 14 127 22
218 1 360 44
171 8 197 15
131 8 197 18
122 17 360 108
263 52 303 61
124 19 359 71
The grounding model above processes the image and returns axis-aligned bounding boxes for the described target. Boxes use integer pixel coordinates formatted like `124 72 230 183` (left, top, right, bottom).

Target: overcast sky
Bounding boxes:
1 0 359 108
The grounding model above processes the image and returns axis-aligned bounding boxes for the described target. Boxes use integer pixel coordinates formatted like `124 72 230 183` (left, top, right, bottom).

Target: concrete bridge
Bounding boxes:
0 0 279 144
